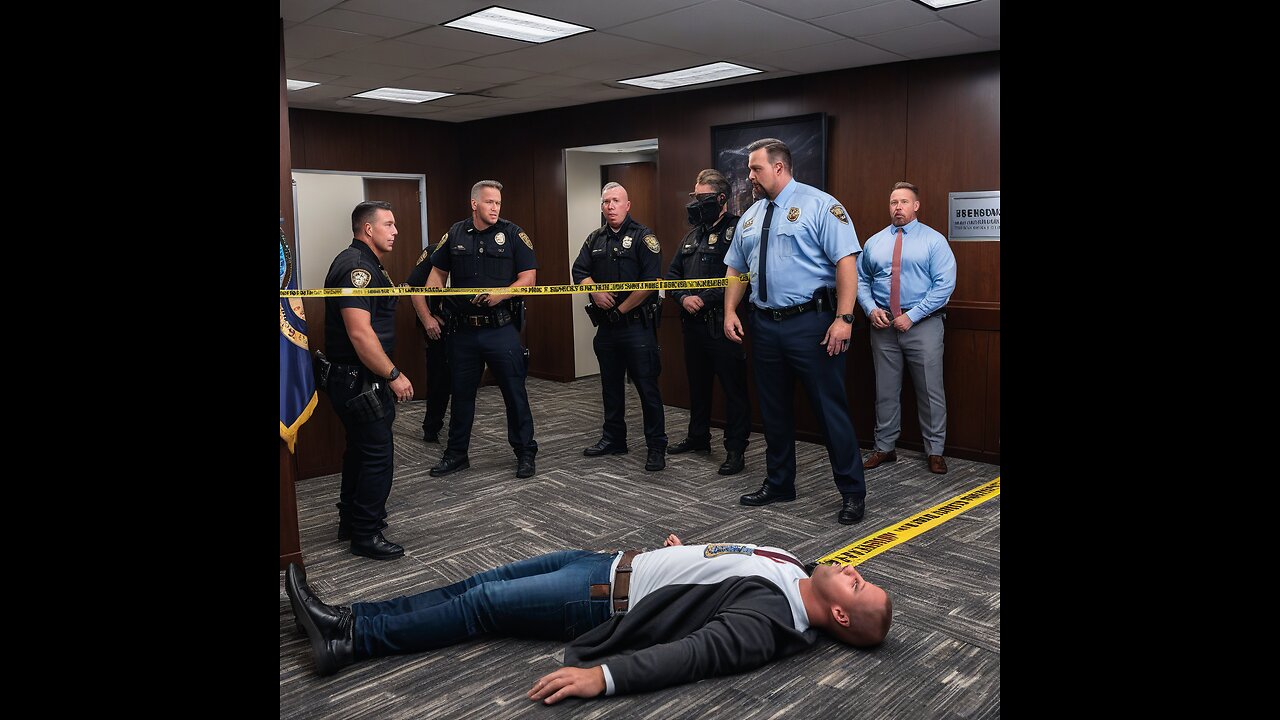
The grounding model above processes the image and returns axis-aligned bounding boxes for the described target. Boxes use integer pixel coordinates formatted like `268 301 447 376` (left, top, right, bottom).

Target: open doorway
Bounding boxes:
563 139 658 378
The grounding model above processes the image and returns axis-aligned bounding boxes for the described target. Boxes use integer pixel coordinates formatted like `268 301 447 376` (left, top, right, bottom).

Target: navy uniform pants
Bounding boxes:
749 310 865 498
446 323 537 457
328 367 396 538
421 333 451 438
680 317 750 452
593 320 667 450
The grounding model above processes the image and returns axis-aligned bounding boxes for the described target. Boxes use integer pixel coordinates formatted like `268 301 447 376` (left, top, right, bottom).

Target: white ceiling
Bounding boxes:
282 0 999 123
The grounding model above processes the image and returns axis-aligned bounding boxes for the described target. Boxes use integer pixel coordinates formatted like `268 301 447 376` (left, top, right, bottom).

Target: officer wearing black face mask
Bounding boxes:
664 169 751 475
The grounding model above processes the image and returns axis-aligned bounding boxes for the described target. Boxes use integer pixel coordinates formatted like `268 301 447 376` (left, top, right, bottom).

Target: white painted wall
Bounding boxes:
293 172 364 290
564 149 658 378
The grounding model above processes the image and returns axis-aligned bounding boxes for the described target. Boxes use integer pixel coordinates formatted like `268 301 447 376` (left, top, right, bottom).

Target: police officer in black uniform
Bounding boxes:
666 169 751 476
425 180 538 479
322 200 414 561
407 245 451 444
571 182 667 472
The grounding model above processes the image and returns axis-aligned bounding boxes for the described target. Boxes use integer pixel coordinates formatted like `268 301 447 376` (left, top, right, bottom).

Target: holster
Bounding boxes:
345 374 390 423
707 306 724 340
511 298 526 331
439 301 461 336
312 351 332 390
585 303 605 327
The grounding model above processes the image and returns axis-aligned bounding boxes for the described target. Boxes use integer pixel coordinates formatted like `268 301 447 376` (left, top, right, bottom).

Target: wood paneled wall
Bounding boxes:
286 51 1000 469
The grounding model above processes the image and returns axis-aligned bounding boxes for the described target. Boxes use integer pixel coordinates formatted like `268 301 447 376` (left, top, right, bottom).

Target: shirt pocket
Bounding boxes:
482 243 513 281
450 245 477 279
774 230 800 258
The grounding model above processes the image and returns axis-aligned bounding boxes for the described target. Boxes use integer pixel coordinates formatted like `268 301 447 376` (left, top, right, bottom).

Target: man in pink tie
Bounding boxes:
856 182 958 475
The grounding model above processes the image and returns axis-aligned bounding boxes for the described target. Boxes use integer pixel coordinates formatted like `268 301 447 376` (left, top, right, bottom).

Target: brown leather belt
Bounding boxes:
589 549 644 615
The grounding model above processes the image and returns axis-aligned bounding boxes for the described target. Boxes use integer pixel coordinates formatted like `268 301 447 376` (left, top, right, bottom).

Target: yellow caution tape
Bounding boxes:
818 476 1000 566
279 275 750 298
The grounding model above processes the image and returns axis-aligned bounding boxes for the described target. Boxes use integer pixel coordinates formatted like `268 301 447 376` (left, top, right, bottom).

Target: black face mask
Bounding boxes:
686 194 723 227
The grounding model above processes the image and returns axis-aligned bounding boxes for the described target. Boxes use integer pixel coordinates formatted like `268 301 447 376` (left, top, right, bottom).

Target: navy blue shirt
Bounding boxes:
323 239 397 364
571 214 662 306
429 217 538 314
666 212 742 309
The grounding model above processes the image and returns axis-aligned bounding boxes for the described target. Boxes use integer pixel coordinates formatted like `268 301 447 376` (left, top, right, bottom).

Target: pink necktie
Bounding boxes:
890 228 903 318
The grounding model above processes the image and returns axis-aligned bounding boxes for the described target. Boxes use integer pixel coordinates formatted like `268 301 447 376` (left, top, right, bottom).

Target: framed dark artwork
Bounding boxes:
710 113 827 217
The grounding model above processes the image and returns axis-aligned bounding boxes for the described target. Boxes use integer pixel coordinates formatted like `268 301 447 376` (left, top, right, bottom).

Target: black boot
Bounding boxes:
285 563 356 676
516 452 536 478
718 451 745 475
645 448 666 471
350 532 405 561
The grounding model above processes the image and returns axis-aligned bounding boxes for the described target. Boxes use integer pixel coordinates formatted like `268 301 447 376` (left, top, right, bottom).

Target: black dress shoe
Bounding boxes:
285 563 356 675
516 453 536 478
645 448 666 471
429 454 470 477
838 494 866 525
422 429 439 444
740 483 796 506
718 451 745 475
350 532 405 561
583 438 628 457
668 438 711 455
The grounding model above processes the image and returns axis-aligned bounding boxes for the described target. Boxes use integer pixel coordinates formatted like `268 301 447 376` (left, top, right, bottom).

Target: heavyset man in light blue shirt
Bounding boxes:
723 138 868 526
856 182 957 475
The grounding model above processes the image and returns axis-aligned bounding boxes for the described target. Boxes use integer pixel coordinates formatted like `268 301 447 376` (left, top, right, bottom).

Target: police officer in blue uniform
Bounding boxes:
425 181 538 479
723 139 869 525
322 200 415 560
572 182 668 472
666 169 751 476
408 246 451 444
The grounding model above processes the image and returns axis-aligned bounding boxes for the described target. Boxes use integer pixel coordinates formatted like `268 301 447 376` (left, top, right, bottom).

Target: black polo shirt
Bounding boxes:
324 239 397 364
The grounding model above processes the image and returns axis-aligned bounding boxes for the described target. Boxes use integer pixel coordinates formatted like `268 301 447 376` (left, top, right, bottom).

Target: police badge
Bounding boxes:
350 269 372 288
726 225 734 240
644 234 660 253
494 232 506 245
622 236 633 249
708 233 718 245
519 231 533 249
787 207 800 222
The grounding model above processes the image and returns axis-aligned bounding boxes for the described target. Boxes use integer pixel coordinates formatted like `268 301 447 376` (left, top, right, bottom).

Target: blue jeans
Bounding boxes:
351 550 616 659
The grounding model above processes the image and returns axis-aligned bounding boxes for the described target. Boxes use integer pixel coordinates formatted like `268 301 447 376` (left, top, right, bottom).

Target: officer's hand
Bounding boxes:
664 533 683 547
591 292 616 309
891 314 914 333
724 312 745 344
822 320 852 356
479 292 510 306
528 667 605 704
681 296 704 314
389 374 414 402
869 308 891 329
423 314 442 340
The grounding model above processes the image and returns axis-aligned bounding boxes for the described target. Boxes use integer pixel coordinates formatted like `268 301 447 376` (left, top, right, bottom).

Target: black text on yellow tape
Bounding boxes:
279 275 751 298
818 477 1000 566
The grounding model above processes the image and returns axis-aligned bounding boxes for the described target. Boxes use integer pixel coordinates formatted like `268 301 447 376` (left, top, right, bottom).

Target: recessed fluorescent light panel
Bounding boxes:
444 6 592 44
351 88 454 104
912 0 982 8
618 62 761 90
287 79 319 91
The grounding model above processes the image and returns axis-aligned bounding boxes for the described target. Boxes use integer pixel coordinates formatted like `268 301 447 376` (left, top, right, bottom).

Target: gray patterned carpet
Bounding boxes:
281 376 1000 718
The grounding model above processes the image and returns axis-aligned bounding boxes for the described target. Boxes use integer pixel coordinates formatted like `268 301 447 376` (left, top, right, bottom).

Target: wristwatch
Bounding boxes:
387 367 401 381
838 313 855 324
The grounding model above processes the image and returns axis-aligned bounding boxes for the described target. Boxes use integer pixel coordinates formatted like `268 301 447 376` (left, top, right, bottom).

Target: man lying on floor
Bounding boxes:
286 533 892 704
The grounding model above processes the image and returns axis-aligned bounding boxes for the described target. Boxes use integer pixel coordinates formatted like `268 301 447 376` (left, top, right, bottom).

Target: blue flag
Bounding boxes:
280 221 317 452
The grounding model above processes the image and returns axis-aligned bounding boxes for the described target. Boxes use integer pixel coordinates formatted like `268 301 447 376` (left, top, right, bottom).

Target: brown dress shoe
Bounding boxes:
863 450 897 469
928 455 948 474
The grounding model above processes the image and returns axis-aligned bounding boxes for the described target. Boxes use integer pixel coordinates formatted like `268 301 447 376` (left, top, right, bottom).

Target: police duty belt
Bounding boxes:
280 275 752 298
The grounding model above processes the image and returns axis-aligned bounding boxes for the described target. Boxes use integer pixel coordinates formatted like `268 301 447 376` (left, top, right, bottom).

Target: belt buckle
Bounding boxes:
467 315 484 327
771 309 783 321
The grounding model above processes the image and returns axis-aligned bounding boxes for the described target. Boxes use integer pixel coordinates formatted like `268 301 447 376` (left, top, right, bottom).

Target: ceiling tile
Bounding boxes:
283 25 380 59
293 57 422 82
743 0 886 20
465 32 675 73
759 38 905 74
279 0 345 23
334 40 481 69
493 0 707 29
305 8 428 38
820 0 939 38
336 0 491 24
903 36 999 59
940 0 1000 38
858 20 979 55
398 25 530 54
609 0 844 57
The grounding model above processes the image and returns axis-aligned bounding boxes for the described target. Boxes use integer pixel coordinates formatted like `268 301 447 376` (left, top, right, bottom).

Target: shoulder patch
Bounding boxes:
830 205 849 224
350 269 372 288
519 231 533 249
416 247 432 264
742 216 755 230
436 233 449 251
644 234 660 253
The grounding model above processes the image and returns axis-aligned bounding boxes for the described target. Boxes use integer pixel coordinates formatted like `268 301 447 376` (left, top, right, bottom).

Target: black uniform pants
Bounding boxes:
680 318 751 452
422 333 451 437
329 367 396 538
593 320 667 450
446 323 537 456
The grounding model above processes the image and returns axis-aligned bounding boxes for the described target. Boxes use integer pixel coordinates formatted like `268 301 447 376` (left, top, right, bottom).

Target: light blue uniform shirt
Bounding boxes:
724 179 861 309
855 219 956 323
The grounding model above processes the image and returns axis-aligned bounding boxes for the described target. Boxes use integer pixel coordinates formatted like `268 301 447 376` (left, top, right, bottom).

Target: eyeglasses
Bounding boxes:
687 192 719 201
